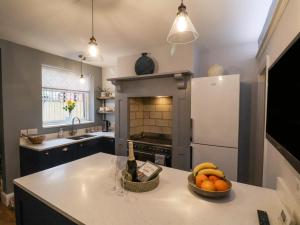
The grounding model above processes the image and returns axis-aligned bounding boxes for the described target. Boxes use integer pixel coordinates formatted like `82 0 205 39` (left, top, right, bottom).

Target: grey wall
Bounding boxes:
195 42 259 184
0 39 102 193
0 49 5 187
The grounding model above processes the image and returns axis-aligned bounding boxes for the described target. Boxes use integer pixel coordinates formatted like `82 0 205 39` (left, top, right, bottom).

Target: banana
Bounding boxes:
193 162 217 176
197 168 225 178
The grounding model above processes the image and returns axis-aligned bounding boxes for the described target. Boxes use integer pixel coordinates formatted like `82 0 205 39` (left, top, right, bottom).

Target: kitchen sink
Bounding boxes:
67 134 96 140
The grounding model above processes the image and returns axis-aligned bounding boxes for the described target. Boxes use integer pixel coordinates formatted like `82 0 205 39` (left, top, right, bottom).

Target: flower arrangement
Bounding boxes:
63 100 76 116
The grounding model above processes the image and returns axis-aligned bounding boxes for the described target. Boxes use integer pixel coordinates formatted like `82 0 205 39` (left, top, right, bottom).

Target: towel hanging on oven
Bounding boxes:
155 154 166 166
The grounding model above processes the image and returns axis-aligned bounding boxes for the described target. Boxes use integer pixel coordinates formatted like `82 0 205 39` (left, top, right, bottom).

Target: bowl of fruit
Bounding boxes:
188 162 232 198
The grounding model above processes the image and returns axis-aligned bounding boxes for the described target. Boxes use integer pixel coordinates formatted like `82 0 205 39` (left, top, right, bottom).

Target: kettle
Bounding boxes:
102 120 111 132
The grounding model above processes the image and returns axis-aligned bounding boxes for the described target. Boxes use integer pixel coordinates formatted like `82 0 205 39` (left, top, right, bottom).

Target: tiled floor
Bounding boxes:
0 203 16 225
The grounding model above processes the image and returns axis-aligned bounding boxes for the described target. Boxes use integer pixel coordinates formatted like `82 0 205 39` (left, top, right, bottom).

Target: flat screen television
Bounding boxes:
267 33 300 174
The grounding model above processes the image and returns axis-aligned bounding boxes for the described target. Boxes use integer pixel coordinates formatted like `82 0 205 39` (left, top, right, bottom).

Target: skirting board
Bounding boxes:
1 191 14 207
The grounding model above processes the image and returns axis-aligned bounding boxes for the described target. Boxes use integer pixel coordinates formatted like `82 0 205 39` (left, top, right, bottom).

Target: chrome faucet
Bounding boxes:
70 117 81 136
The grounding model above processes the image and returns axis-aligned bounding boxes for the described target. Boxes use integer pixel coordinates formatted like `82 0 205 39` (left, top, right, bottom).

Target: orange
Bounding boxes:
208 175 220 183
195 174 208 187
200 180 216 191
214 180 230 191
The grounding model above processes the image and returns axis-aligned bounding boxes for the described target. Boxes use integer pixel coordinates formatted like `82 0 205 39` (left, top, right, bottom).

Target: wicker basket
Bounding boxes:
27 135 45 144
121 171 159 193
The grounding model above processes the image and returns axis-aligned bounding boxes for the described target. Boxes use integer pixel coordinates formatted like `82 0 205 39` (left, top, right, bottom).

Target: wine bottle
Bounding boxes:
126 142 137 182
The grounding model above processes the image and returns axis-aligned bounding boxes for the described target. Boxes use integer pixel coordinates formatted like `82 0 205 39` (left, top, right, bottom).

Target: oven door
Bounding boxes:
134 150 155 164
134 150 171 167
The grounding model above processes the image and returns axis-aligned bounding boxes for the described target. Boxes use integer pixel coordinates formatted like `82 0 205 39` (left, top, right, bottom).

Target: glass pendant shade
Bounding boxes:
167 3 199 44
88 36 98 57
80 74 86 84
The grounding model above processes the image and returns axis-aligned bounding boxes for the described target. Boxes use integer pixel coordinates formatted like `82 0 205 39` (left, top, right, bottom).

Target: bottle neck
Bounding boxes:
128 142 135 161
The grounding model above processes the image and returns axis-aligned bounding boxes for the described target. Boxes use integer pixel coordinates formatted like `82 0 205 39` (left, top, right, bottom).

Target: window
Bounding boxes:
42 65 92 127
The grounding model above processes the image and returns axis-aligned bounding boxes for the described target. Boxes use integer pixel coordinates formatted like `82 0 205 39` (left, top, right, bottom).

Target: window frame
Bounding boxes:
41 65 94 128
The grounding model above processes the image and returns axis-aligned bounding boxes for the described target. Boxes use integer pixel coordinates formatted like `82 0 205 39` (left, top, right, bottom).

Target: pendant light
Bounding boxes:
88 0 98 57
79 55 86 84
167 0 199 45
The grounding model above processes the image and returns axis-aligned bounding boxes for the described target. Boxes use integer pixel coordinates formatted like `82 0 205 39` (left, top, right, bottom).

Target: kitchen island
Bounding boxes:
14 153 283 225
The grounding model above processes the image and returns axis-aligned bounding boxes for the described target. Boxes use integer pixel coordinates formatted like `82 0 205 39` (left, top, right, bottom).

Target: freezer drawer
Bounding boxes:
191 144 238 181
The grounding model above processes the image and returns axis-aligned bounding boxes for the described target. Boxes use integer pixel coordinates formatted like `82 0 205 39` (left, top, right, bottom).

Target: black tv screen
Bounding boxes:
267 33 300 173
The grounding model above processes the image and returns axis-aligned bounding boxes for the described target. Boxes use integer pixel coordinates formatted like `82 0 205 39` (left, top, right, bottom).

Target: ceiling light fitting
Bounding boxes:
79 55 86 84
167 0 199 45
88 0 98 57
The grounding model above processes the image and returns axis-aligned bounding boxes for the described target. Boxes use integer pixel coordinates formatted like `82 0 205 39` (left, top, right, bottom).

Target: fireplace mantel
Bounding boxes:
108 70 192 92
110 70 192 171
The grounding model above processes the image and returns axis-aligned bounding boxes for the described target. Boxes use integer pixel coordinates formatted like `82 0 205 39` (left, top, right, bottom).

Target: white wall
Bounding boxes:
102 44 194 91
259 0 300 188
194 42 259 183
116 44 194 76
257 0 300 219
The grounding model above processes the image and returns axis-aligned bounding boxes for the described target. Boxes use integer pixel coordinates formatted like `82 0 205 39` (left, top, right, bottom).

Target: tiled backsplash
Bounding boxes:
129 97 172 135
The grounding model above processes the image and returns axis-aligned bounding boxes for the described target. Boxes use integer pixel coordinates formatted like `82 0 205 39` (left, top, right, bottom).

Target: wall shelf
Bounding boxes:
97 111 115 114
97 96 115 100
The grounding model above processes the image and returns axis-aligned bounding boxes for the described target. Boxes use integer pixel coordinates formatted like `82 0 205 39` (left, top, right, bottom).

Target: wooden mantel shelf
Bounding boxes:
107 70 193 92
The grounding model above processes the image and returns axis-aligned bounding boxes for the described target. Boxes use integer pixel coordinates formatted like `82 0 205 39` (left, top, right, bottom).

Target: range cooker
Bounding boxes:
128 132 172 167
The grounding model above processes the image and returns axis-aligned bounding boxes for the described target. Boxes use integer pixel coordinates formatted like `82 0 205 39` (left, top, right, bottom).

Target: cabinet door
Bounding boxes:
77 139 101 158
20 148 39 176
38 150 56 171
58 144 77 164
100 137 115 155
38 145 77 171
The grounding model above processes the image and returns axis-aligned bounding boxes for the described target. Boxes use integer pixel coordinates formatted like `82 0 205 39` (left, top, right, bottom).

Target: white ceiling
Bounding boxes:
0 0 272 66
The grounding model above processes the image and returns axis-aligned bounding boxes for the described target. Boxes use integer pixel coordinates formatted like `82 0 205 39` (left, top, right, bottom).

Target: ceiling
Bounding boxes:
0 0 272 66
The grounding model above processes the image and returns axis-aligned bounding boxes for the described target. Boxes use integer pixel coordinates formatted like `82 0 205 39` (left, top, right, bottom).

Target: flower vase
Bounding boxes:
66 112 73 123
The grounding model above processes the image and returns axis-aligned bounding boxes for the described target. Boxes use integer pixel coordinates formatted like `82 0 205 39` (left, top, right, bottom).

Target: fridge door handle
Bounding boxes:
190 118 193 142
190 145 193 170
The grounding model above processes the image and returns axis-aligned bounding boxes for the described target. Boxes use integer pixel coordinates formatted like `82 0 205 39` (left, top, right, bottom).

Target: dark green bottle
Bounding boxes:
126 142 137 182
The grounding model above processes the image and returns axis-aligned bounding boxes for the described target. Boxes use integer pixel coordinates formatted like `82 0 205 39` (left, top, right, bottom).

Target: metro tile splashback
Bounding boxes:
129 97 172 135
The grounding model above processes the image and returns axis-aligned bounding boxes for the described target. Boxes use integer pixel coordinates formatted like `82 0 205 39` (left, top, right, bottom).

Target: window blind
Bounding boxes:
42 65 91 92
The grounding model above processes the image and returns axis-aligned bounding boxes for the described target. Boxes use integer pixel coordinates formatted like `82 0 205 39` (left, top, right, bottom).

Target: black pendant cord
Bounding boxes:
81 59 83 76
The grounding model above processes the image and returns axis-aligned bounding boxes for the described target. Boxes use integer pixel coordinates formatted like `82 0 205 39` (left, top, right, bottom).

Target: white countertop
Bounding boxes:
14 153 283 225
20 132 115 151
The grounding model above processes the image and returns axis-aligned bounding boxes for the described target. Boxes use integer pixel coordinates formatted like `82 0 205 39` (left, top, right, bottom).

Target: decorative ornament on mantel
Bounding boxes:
208 64 225 77
134 53 155 75
167 0 199 45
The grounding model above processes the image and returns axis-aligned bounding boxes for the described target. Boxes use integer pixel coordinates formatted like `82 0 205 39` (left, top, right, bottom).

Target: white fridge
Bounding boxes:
191 74 240 181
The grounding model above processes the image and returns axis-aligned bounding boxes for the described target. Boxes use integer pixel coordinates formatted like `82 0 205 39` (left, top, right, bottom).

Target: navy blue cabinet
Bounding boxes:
15 185 77 225
77 138 100 158
101 137 115 155
20 137 115 176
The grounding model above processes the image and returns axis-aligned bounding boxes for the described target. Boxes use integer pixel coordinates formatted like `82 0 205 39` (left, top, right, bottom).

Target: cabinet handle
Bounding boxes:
62 147 68 152
45 152 49 155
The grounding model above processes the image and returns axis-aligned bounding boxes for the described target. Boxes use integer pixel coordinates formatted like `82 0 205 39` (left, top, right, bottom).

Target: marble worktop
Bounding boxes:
19 132 115 151
14 153 283 225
